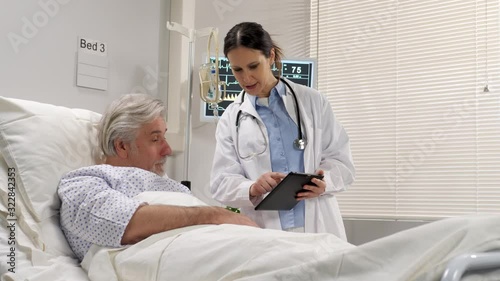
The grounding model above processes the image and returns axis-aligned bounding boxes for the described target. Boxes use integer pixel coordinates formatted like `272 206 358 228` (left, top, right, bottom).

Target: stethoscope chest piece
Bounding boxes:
294 138 306 150
236 78 307 158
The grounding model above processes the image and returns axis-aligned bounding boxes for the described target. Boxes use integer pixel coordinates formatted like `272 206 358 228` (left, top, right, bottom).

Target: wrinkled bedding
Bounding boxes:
81 192 500 281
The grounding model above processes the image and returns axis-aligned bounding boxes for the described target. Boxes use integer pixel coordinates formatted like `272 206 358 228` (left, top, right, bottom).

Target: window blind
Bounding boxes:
311 0 500 220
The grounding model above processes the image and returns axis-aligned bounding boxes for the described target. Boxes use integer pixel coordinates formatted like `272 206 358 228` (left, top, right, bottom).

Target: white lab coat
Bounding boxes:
210 78 355 240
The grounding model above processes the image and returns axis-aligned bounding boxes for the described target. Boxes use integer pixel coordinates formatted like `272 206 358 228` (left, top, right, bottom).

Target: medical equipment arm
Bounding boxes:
166 22 221 189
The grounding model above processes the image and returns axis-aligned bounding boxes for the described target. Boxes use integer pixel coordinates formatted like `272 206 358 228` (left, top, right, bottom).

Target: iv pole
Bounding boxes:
166 21 214 189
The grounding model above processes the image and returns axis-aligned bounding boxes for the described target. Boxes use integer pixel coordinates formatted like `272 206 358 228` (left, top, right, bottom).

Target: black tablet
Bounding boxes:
254 172 324 211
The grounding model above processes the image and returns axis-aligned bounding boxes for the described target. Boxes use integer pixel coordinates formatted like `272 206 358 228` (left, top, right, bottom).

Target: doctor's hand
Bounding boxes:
249 172 287 198
296 169 326 200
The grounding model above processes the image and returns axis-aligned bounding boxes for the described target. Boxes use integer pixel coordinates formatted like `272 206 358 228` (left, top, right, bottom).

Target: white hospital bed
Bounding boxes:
0 96 499 281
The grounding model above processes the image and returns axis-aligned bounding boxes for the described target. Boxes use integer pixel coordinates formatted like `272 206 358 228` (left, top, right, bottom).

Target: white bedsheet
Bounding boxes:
81 213 500 281
0 214 89 281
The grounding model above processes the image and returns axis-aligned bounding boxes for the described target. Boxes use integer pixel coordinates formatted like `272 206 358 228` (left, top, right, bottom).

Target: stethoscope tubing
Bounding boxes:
235 77 306 155
236 78 302 138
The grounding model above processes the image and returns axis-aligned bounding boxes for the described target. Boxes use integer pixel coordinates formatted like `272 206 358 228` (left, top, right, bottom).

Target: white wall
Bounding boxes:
0 0 169 114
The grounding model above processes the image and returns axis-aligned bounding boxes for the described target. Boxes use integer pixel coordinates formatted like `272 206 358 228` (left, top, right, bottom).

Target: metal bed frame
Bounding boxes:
441 252 500 281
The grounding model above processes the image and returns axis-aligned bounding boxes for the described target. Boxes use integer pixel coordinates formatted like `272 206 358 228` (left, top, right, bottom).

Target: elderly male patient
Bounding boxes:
58 94 258 261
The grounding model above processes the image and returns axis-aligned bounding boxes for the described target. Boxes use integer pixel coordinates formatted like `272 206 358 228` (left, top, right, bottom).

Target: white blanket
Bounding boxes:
81 192 500 281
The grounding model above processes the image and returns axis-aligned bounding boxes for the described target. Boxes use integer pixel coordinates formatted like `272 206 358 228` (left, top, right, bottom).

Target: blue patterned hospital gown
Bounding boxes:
58 164 190 261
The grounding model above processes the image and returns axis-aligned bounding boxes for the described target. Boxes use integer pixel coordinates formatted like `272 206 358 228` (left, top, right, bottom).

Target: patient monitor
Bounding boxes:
200 57 317 122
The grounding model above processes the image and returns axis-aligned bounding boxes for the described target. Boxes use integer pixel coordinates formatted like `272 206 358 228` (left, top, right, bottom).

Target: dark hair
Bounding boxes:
223 22 283 71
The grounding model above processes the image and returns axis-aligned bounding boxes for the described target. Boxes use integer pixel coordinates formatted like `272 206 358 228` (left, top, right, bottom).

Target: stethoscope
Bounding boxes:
235 78 306 159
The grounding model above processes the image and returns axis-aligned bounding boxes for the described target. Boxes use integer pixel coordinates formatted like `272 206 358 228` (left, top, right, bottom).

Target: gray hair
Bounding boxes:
98 94 165 157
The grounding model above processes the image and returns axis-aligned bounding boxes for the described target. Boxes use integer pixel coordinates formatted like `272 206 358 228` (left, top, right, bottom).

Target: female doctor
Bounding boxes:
210 22 355 240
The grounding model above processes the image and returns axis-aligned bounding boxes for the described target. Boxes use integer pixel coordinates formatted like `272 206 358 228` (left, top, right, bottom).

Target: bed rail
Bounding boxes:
440 252 500 281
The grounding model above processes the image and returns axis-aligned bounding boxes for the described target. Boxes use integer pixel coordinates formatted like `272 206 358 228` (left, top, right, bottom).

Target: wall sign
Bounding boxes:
76 36 108 91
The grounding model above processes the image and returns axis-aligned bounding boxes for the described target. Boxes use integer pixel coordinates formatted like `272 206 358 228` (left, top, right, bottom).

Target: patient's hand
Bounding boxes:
122 205 259 245
213 207 260 228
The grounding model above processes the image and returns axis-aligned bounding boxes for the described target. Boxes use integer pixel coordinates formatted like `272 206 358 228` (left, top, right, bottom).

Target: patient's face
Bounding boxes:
128 117 171 176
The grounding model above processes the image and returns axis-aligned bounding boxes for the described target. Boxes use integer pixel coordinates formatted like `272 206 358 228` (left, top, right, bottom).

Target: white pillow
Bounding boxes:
0 97 102 221
0 97 101 259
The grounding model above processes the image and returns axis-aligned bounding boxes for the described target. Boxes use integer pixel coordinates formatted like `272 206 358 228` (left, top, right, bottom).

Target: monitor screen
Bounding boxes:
200 57 317 121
